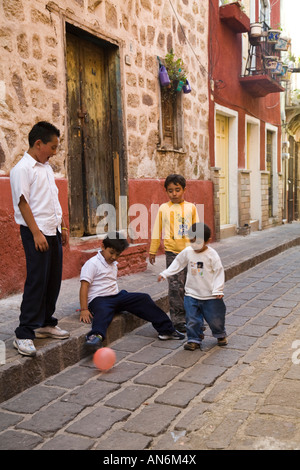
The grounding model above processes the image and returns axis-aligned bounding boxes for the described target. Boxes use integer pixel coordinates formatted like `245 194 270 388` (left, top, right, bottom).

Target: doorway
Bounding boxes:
216 114 229 225
66 24 124 236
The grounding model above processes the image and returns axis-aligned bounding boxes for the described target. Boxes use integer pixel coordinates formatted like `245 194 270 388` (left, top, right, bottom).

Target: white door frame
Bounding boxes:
215 104 239 227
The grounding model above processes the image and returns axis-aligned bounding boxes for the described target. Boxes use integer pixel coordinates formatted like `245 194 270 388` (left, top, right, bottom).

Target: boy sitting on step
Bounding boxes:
79 231 185 349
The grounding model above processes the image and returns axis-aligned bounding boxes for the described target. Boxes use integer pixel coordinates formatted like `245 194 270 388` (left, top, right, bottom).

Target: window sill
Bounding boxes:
157 147 186 154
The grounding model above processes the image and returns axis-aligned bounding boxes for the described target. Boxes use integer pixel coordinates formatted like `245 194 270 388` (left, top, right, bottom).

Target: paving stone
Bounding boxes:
284 364 300 380
0 429 43 450
128 345 172 364
225 334 257 350
134 365 183 387
162 348 204 368
202 348 243 368
39 434 94 450
0 411 23 431
155 381 204 408
1 385 65 414
174 403 210 431
263 380 300 409
105 384 157 410
233 307 262 317
180 363 226 386
225 315 249 327
234 395 259 411
201 381 231 403
123 403 180 436
266 307 292 317
95 430 152 450
113 335 155 352
273 300 298 308
16 401 84 437
61 380 120 407
45 365 98 389
205 411 249 449
244 417 297 440
249 371 275 393
238 324 271 337
250 315 280 328
66 406 130 438
97 362 146 383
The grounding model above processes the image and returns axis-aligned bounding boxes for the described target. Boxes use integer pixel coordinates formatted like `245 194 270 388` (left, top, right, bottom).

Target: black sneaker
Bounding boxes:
158 330 185 341
86 334 103 350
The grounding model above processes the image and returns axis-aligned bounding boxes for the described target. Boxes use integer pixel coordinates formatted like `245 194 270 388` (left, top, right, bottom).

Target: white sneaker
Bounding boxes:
13 339 36 357
35 325 70 339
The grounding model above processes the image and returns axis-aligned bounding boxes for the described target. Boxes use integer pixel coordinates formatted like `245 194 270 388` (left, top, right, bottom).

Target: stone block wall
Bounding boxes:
238 170 251 228
0 0 209 181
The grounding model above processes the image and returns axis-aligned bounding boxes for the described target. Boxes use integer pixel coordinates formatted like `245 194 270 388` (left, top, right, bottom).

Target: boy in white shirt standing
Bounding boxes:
79 231 185 349
10 121 69 357
158 222 227 350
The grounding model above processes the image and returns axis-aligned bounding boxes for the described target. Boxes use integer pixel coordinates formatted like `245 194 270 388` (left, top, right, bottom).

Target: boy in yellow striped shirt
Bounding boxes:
149 174 199 332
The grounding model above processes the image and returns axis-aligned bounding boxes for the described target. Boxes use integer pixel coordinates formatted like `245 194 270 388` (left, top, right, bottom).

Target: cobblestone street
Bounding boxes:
0 226 300 450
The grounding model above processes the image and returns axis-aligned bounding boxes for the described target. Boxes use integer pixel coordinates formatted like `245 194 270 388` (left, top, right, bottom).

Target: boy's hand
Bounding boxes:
215 294 224 299
34 231 49 252
80 309 93 323
149 254 156 265
157 275 165 282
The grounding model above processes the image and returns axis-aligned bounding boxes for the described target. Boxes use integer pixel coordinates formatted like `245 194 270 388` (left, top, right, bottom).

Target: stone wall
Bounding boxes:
0 0 209 180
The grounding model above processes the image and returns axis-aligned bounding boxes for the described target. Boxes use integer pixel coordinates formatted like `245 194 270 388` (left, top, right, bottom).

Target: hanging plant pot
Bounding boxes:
264 56 278 71
182 79 192 94
267 29 281 43
250 22 262 37
273 61 283 75
159 65 171 87
275 36 289 51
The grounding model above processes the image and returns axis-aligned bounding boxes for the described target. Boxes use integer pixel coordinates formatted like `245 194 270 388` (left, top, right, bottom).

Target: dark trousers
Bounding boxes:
88 290 175 339
15 226 62 340
165 251 187 326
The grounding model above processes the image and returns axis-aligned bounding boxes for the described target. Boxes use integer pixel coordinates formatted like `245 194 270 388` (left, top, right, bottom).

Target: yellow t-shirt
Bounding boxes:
149 201 199 255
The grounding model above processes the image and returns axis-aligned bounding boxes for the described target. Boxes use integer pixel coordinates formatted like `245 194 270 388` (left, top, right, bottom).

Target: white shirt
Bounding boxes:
80 250 119 304
10 152 62 236
160 245 224 300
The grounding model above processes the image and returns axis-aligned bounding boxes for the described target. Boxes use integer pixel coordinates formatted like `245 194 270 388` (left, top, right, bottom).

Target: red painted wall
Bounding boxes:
209 0 282 169
128 178 215 252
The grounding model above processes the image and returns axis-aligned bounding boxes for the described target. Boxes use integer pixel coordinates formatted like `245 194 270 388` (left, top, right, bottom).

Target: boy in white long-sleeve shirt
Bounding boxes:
158 223 227 350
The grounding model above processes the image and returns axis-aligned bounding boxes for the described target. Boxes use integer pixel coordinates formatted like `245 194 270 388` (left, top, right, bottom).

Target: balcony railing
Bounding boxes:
240 22 286 97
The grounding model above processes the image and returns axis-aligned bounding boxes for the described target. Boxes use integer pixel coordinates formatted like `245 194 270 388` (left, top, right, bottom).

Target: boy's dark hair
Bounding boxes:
188 222 211 243
28 121 60 147
164 174 186 190
102 231 129 253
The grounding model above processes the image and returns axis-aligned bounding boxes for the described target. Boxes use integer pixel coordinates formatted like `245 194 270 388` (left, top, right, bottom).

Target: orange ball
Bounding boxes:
93 347 116 371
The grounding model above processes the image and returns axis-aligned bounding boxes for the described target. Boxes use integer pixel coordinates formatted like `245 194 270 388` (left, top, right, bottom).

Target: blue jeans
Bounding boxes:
184 295 226 344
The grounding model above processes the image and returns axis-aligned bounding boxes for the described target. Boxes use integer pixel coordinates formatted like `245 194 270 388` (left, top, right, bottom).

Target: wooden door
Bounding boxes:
216 114 229 225
66 29 121 236
266 131 273 218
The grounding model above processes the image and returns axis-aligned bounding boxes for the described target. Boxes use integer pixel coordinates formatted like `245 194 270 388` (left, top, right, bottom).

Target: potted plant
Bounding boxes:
162 50 189 96
264 56 278 71
272 61 284 75
267 24 281 43
250 22 263 37
275 36 290 51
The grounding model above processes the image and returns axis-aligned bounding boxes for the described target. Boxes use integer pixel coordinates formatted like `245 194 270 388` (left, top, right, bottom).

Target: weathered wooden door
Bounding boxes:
216 114 229 225
66 27 123 236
